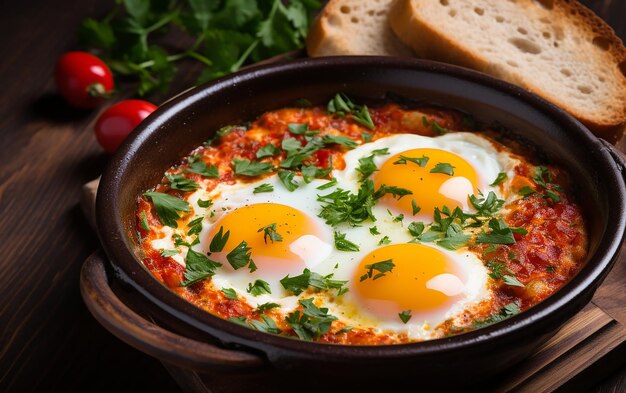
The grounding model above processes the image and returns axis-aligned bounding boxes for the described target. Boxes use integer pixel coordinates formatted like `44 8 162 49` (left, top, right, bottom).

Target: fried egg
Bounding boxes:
149 131 519 340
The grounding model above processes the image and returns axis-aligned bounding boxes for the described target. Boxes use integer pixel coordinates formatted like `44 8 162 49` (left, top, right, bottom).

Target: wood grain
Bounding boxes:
0 1 625 393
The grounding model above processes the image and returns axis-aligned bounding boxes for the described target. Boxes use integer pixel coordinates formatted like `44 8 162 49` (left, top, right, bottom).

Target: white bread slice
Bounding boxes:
307 0 413 57
389 0 626 142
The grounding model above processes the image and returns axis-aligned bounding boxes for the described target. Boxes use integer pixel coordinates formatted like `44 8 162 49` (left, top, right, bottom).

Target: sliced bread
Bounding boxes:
389 0 626 142
306 0 413 57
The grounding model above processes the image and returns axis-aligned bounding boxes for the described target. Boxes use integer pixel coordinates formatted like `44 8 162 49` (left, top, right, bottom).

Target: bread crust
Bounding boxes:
307 0 413 57
389 0 626 143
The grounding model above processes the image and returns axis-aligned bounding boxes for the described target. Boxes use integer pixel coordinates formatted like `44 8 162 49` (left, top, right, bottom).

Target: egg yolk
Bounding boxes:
206 203 331 273
353 243 466 321
374 148 478 219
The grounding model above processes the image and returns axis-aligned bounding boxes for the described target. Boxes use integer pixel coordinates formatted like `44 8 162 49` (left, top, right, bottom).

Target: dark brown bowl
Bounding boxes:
94 57 626 386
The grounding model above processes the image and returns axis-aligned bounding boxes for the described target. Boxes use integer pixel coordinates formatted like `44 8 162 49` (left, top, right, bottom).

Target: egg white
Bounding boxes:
148 132 520 340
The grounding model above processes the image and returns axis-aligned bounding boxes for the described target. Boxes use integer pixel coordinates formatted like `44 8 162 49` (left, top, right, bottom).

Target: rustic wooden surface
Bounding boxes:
1 1 625 392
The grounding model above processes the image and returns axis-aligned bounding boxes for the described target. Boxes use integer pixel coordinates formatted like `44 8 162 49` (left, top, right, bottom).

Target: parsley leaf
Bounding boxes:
471 303 521 329
253 183 274 193
476 218 517 245
288 123 319 136
360 259 395 281
369 226 381 235
393 155 429 167
160 249 178 257
222 288 238 299
233 158 273 176
334 231 360 251
356 154 378 179
186 161 219 178
140 211 150 230
399 310 412 324
227 241 254 270
378 236 391 245
209 226 230 252
316 178 337 190
322 134 358 149
143 192 191 228
285 298 337 341
258 223 283 244
256 143 281 159
278 170 299 191
281 268 348 296
430 162 455 176
411 200 421 215
490 172 508 187
197 198 212 208
180 248 222 287
503 275 525 287
256 302 280 313
247 279 271 296
518 186 536 197
186 216 203 236
249 315 281 334
327 93 375 129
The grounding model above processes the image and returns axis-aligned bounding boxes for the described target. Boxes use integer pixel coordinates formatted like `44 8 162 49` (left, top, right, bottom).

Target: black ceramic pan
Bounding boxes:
93 57 626 385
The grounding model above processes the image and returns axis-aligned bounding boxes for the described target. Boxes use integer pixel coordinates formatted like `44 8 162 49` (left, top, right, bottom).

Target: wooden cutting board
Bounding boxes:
81 177 626 393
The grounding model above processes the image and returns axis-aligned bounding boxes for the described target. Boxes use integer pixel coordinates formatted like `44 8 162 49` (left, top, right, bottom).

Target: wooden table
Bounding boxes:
1 1 625 392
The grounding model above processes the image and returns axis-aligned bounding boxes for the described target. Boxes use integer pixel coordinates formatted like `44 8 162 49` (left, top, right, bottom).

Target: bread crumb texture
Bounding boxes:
389 0 626 141
307 0 413 57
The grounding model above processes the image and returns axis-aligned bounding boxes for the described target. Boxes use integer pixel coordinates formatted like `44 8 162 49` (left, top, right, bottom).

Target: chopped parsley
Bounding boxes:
288 123 319 136
316 178 337 190
253 183 274 193
280 268 348 296
258 223 283 244
185 161 219 178
160 249 178 257
471 303 521 329
143 192 191 228
490 172 508 187
411 200 421 215
518 186 536 197
140 211 150 230
249 315 281 334
378 236 391 245
221 288 238 299
209 226 230 252
226 240 255 271
247 279 271 296
429 162 455 176
503 275 525 287
285 298 338 341
322 134 358 149
165 174 200 192
356 154 378 179
232 158 273 176
393 155 429 167
186 216 203 236
256 143 281 159
399 310 412 324
197 198 212 208
327 93 375 130
334 231 360 251
278 170 299 191
360 259 395 281
256 302 280 313
180 248 222 287
369 226 381 235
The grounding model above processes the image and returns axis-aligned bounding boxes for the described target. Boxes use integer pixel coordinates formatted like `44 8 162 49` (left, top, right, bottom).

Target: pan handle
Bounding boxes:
599 139 626 182
80 250 266 371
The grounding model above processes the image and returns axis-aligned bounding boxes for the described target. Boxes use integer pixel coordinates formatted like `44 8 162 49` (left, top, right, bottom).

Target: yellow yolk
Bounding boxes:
206 203 330 273
353 243 467 321
374 148 478 218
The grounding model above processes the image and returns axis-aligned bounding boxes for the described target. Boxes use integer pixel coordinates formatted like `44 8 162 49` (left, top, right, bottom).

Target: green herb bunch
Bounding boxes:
79 0 322 96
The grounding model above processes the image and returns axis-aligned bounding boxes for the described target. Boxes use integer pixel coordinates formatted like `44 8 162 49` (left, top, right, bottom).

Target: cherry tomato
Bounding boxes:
54 51 114 109
94 99 157 153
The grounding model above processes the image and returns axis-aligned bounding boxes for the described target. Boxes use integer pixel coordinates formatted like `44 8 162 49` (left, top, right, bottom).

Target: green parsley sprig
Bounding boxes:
79 0 322 96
